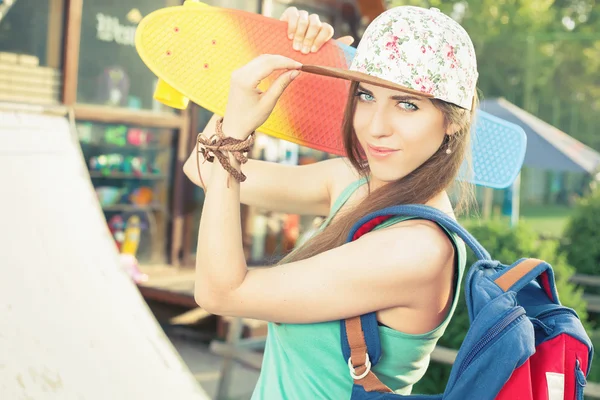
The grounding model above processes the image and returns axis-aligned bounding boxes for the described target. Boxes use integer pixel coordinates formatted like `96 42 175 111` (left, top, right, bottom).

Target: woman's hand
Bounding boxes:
222 54 302 140
279 7 354 54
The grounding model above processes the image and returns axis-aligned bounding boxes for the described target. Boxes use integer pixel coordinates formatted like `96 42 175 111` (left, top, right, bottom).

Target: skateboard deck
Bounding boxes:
136 1 526 189
136 0 353 155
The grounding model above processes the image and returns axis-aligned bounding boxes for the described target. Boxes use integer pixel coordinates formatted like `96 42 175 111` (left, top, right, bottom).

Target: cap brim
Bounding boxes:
300 65 434 99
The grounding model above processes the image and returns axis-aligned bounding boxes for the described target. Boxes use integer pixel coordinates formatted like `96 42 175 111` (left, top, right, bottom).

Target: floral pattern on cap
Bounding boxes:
350 6 479 110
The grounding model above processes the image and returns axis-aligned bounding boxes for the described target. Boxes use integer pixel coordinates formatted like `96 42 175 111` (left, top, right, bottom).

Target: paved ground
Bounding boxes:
168 333 261 400
145 298 262 399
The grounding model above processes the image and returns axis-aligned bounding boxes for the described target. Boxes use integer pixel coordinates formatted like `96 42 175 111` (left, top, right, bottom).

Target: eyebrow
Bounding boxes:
357 85 423 102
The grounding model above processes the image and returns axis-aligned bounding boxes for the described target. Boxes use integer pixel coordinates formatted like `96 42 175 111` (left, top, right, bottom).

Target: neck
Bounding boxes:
425 190 455 216
367 175 388 192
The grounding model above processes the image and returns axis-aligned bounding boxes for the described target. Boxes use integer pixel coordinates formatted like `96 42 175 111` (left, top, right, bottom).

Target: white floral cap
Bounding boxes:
302 6 478 110
351 6 478 109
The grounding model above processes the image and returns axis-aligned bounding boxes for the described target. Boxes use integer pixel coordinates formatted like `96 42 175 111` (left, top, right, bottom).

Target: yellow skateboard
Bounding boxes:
135 0 355 155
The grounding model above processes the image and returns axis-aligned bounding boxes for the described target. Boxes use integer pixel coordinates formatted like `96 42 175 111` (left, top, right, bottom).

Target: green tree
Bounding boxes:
561 185 600 276
386 0 600 150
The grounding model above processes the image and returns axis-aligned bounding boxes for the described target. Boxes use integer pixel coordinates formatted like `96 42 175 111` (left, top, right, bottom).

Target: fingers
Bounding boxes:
279 7 298 40
262 69 300 108
296 17 336 53
335 35 355 46
311 24 335 52
281 7 337 54
301 14 322 54
293 10 309 51
233 55 302 89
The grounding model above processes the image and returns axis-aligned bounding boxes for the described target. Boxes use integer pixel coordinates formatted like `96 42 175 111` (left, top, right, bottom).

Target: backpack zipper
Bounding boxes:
456 307 526 378
534 307 578 319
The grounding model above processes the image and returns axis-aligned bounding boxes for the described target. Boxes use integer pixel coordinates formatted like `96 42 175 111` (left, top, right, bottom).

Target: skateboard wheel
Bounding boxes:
154 79 189 109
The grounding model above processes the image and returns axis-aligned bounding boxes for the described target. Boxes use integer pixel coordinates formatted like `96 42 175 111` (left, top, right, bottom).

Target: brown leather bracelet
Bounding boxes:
196 117 255 189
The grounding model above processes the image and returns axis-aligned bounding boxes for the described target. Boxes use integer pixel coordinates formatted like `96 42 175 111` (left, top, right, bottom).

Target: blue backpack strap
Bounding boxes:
490 258 559 303
340 204 490 395
348 204 490 260
464 258 559 323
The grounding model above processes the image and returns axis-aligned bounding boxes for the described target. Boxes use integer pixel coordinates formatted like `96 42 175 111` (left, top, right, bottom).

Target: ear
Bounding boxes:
446 123 461 136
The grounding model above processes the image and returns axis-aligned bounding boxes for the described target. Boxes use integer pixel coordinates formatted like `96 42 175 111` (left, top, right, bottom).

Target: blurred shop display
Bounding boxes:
245 133 335 264
0 0 64 104
77 121 174 264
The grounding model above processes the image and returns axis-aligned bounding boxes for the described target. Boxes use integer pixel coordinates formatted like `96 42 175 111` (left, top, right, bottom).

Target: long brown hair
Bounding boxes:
278 81 478 265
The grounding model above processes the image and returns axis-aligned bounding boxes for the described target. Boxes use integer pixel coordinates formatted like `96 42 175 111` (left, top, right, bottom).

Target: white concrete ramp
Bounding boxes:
0 108 209 400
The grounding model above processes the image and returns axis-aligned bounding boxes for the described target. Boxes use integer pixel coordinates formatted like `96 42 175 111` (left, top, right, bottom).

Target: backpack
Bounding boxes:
341 204 593 400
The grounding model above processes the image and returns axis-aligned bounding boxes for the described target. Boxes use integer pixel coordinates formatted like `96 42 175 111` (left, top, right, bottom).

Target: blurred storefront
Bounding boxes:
0 0 377 301
1 0 185 266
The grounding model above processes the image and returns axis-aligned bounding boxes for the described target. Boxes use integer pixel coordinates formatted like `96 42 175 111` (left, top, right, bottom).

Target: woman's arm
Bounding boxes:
183 113 343 216
183 7 353 215
193 55 455 324
197 219 455 324
194 55 304 310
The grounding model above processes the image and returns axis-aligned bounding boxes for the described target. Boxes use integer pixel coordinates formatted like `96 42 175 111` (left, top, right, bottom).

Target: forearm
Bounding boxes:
194 126 249 302
183 114 223 190
183 148 214 190
194 54 300 305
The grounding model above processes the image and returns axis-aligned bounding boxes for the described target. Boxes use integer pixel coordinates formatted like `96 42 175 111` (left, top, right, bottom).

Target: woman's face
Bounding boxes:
353 82 451 188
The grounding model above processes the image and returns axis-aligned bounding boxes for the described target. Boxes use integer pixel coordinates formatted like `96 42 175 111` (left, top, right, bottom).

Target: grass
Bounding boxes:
459 204 573 239
520 204 573 238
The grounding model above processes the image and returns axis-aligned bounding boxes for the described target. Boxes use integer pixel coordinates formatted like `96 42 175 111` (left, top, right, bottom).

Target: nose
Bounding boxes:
365 104 393 139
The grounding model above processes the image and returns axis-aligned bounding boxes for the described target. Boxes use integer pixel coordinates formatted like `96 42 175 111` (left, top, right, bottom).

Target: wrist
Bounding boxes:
221 118 252 140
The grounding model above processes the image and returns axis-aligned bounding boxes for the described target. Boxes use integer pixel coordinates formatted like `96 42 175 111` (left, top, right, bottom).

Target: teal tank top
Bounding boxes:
251 177 467 399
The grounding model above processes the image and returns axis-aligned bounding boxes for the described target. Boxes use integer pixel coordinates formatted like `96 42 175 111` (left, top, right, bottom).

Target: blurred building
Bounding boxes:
479 98 600 215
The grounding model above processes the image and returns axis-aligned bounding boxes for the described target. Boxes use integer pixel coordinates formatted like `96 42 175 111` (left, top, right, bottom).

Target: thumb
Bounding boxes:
335 36 354 46
262 70 300 108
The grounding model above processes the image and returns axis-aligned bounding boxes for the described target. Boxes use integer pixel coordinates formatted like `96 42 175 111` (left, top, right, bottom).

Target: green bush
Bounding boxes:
587 330 600 383
561 187 600 276
560 186 600 385
413 220 588 394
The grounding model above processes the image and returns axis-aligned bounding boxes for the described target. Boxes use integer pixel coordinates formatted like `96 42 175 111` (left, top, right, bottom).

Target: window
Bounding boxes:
0 0 64 67
76 0 181 111
0 0 65 103
76 0 260 110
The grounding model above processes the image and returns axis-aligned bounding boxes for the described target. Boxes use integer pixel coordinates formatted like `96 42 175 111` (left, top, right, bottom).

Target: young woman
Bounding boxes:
183 5 478 398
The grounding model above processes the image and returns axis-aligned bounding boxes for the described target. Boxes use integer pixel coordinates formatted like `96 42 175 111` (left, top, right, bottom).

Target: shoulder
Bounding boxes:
292 156 356 200
317 156 359 182
368 218 455 278
321 156 363 200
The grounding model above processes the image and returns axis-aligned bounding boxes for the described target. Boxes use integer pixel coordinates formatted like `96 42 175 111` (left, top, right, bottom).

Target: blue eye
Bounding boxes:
355 90 419 111
355 91 375 102
399 102 418 111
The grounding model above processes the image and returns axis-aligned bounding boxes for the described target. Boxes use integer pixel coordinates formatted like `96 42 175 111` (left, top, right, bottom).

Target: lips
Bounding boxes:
367 144 399 157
